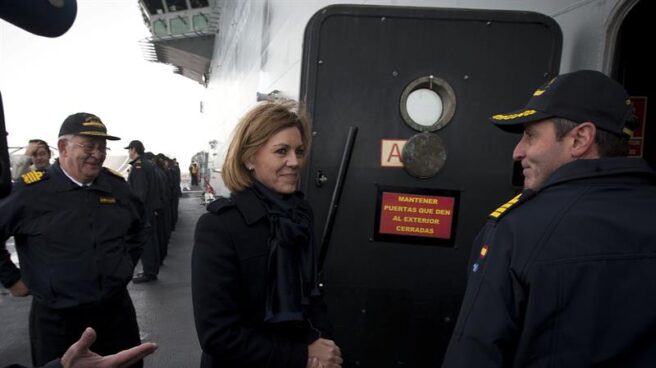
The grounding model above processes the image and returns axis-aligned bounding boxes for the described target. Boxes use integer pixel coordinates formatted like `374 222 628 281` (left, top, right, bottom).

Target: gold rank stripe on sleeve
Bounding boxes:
489 193 523 219
21 171 45 185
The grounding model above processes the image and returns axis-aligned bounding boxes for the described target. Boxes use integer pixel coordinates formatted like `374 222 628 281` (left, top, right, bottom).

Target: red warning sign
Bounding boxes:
629 96 648 158
379 192 456 239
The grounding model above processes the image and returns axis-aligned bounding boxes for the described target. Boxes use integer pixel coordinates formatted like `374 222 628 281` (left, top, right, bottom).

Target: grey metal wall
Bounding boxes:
300 5 561 366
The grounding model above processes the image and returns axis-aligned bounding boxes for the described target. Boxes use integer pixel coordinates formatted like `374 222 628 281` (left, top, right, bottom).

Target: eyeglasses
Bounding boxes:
71 142 110 155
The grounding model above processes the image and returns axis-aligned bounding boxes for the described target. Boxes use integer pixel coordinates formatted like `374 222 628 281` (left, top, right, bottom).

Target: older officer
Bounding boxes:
0 113 148 367
442 70 656 367
125 140 161 283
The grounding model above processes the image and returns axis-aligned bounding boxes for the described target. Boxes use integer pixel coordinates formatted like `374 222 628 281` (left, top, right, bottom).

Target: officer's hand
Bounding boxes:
9 279 29 297
308 338 343 368
60 327 158 368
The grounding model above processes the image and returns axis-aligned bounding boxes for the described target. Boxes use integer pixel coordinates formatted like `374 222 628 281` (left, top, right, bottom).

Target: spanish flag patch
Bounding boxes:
480 244 489 258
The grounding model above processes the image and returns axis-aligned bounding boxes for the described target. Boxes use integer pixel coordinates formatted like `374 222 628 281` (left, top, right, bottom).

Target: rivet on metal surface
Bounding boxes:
312 131 318 136
318 60 323 65
381 17 386 22
392 70 399 77
464 75 469 80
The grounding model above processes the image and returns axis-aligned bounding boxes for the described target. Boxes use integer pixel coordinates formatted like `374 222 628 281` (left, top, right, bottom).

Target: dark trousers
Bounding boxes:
29 289 142 367
172 194 179 230
141 211 160 276
157 207 170 262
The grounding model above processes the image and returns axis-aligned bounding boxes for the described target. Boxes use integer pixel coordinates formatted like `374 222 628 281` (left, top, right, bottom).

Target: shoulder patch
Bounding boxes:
489 193 523 220
21 170 47 185
104 167 126 180
206 197 235 214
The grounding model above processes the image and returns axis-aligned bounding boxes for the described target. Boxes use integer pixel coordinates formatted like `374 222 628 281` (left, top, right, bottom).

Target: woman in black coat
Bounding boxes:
192 101 343 368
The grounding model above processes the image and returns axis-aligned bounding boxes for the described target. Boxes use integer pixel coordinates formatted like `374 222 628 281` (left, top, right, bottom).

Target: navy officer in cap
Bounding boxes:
125 139 161 283
0 113 149 367
442 70 656 367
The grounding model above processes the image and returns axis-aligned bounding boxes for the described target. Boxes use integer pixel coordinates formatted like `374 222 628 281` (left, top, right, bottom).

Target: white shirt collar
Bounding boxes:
60 165 93 187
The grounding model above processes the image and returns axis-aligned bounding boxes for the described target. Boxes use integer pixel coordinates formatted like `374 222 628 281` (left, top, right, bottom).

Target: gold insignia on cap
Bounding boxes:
79 131 109 136
82 117 105 128
491 109 537 121
489 193 522 219
623 127 634 137
533 77 557 96
21 171 45 185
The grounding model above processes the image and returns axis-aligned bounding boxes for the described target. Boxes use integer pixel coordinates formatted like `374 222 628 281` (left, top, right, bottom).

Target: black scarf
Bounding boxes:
251 181 320 323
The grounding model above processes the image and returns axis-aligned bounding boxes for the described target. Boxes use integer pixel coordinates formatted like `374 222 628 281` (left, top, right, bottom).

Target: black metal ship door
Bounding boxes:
300 5 562 366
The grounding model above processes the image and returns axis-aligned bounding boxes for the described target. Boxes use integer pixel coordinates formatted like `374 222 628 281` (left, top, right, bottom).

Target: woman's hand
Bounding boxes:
307 357 323 368
308 338 343 368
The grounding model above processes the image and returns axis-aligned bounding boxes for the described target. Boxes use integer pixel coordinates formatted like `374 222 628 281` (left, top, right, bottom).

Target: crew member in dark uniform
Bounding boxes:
125 140 161 283
154 154 172 262
0 113 149 367
170 158 181 231
442 70 656 367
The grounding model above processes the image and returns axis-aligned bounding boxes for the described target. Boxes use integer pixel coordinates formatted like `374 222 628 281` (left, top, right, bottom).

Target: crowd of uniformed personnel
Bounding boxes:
125 140 181 283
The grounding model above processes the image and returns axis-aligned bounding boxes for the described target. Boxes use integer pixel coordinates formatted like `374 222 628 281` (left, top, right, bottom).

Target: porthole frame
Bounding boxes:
399 75 456 132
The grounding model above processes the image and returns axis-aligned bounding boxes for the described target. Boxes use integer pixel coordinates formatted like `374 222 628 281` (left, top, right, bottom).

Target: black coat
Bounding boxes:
127 156 161 213
0 161 147 308
443 158 656 367
192 188 331 368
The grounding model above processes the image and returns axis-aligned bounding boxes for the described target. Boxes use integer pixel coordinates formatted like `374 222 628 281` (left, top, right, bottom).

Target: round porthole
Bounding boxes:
399 75 456 132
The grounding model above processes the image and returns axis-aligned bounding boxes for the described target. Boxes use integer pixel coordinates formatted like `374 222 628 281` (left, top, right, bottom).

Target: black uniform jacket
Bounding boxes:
0 161 148 308
443 158 656 367
192 188 331 368
127 156 161 213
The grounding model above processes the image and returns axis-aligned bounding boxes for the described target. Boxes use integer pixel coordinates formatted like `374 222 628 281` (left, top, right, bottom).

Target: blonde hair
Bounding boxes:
222 100 311 192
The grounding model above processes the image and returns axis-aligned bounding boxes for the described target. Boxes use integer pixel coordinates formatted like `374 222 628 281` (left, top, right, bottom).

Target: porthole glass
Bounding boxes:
406 88 443 127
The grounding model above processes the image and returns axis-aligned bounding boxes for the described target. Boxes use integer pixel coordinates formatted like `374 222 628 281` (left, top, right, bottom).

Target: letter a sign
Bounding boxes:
381 139 407 167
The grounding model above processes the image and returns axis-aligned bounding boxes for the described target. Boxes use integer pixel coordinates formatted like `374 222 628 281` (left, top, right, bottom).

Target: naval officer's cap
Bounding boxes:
489 70 636 139
58 112 120 141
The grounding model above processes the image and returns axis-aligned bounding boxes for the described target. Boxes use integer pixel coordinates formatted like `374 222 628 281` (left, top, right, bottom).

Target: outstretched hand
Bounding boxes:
308 338 342 368
60 327 157 368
